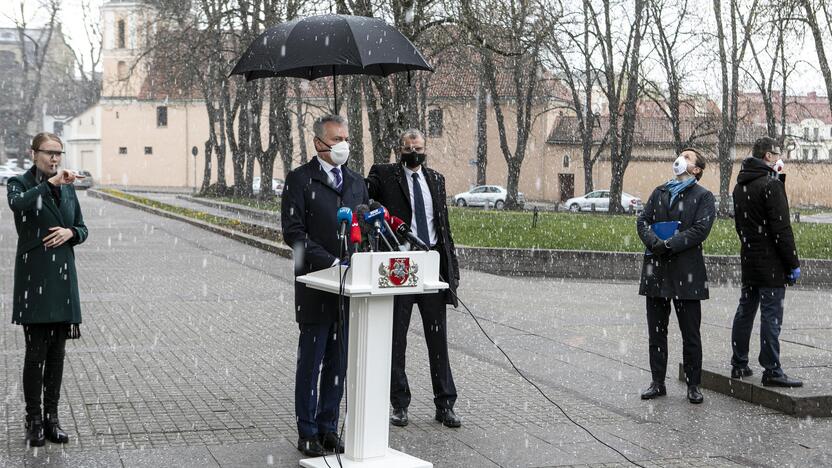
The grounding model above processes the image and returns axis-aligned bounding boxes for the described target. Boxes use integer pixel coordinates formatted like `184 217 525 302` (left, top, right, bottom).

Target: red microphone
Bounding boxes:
390 216 429 251
350 213 362 251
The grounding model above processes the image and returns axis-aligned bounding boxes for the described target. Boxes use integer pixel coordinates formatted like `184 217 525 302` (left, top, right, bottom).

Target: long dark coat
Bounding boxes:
7 168 88 324
281 157 369 324
732 156 799 287
637 182 716 300
366 162 460 307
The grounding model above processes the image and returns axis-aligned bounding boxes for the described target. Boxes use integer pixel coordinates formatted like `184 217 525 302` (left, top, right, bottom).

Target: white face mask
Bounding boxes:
672 155 689 176
329 141 350 166
772 158 784 173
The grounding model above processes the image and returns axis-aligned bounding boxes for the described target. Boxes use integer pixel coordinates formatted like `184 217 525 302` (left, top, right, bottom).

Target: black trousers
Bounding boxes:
646 297 702 386
294 320 347 439
23 324 67 418
390 292 457 410
731 286 786 378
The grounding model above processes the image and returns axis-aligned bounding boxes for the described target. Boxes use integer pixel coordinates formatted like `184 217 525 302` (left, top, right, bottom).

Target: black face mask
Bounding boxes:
401 152 426 168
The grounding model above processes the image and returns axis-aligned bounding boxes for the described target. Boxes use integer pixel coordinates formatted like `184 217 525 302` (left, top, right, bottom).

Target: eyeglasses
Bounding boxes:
36 149 65 158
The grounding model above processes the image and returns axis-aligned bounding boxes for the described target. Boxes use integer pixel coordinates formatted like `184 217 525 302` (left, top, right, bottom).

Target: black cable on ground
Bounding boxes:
448 289 646 468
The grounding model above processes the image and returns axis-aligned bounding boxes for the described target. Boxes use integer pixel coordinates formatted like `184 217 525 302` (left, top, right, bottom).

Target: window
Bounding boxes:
119 147 127 155
812 149 818 160
563 154 570 168
802 148 809 159
52 121 64 136
117 19 126 48
144 146 153 155
117 61 127 80
156 106 167 127
471 186 487 193
427 108 443 137
803 127 809 141
814 127 819 142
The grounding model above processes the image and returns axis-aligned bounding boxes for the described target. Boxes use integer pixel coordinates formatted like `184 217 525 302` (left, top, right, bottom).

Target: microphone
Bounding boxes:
364 205 394 251
390 216 430 251
354 204 374 252
350 213 361 252
337 207 352 240
381 210 404 250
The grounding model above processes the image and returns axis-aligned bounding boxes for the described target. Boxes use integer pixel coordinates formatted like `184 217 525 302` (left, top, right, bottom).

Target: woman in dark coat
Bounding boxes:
636 148 715 404
7 132 88 447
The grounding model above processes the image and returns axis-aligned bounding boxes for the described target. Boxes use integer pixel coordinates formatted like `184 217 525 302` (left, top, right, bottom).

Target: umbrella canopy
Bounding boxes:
230 14 434 82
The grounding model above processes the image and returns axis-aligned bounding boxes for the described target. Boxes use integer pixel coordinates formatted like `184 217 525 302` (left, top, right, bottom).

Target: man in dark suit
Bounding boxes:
366 129 461 428
636 148 715 404
281 115 369 457
730 137 802 387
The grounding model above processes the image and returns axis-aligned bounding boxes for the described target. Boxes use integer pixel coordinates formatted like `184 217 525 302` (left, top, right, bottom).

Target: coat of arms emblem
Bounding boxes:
378 257 419 288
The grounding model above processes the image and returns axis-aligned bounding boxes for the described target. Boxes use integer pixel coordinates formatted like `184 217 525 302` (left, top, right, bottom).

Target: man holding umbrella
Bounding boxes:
282 115 369 457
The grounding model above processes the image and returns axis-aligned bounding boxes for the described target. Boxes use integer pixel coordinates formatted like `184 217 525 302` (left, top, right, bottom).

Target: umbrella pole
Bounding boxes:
332 66 338 114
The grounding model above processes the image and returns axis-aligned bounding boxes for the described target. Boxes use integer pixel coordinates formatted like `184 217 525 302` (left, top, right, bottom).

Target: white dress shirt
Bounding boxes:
316 155 342 188
317 156 344 266
402 164 437 247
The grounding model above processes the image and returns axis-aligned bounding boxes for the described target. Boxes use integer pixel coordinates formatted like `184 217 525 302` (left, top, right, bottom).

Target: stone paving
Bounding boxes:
0 193 830 467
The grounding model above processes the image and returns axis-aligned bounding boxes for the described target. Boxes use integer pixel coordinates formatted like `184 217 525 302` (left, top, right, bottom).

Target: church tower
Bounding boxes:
100 0 156 98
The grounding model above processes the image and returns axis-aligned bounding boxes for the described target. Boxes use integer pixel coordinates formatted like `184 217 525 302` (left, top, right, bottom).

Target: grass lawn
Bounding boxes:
195 194 281 212
448 207 832 260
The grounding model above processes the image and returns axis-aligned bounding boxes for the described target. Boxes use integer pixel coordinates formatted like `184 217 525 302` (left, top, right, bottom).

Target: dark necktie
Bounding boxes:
331 167 342 191
411 172 430 247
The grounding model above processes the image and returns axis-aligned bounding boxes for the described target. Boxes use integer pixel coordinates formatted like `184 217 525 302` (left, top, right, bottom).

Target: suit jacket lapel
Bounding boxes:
24 169 65 225
395 164 412 206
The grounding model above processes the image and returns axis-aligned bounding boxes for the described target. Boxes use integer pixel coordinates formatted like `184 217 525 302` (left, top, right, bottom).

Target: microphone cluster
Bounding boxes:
336 200 429 261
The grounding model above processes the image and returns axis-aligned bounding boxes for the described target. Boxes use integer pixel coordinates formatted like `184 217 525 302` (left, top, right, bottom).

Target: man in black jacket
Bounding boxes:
730 137 802 387
282 115 369 457
366 129 461 428
637 148 715 404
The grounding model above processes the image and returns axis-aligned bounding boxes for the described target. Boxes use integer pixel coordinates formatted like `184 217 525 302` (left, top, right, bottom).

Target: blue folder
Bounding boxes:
651 221 680 240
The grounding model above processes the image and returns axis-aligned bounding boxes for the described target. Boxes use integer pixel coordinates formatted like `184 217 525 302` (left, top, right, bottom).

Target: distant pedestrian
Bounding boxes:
636 148 715 404
729 137 802 388
7 132 89 447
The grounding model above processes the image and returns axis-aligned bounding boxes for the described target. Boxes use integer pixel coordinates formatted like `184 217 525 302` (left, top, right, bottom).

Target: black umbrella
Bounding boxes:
230 14 434 111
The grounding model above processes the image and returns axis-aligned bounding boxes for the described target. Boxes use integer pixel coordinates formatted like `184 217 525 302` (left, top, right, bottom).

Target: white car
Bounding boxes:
0 166 25 185
453 185 525 209
252 176 284 195
563 190 643 213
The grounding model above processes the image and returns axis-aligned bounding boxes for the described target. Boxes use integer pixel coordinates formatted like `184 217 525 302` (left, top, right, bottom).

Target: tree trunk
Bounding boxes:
293 80 309 165
347 76 365 174
802 0 832 118
475 72 488 186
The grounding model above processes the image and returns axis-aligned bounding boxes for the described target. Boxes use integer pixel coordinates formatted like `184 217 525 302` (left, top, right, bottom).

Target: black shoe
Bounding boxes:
434 408 461 428
44 413 69 444
390 407 409 427
731 366 753 379
687 385 704 404
319 432 344 454
762 374 803 388
25 416 45 448
640 382 667 400
297 436 326 457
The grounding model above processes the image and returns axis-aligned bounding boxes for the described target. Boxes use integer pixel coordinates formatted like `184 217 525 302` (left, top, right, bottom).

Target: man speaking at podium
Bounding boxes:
282 115 369 457
366 128 462 428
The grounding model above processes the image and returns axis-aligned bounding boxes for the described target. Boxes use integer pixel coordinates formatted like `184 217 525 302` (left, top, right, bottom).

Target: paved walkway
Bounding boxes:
1 193 831 467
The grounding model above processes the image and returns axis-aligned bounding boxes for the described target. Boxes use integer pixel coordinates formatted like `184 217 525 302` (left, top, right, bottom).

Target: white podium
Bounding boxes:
297 251 447 468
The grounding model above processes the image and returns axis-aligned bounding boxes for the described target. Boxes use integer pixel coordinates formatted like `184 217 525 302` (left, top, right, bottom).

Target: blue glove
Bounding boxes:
788 267 800 283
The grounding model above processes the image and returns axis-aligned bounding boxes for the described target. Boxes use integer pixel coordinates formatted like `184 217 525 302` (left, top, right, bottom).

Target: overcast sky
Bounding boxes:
1 0 828 98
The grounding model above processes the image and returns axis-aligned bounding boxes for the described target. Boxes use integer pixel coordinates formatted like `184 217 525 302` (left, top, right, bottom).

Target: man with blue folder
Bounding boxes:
636 148 716 404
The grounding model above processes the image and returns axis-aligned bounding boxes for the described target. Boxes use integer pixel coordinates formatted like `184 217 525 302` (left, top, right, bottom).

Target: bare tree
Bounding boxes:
799 0 832 118
546 0 609 194
7 0 61 166
589 0 648 214
713 0 757 215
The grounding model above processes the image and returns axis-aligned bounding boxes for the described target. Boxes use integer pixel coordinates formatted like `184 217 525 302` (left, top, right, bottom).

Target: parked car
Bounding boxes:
453 185 525 209
563 190 643 213
1 159 32 170
252 176 284 195
73 170 94 189
0 166 24 185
